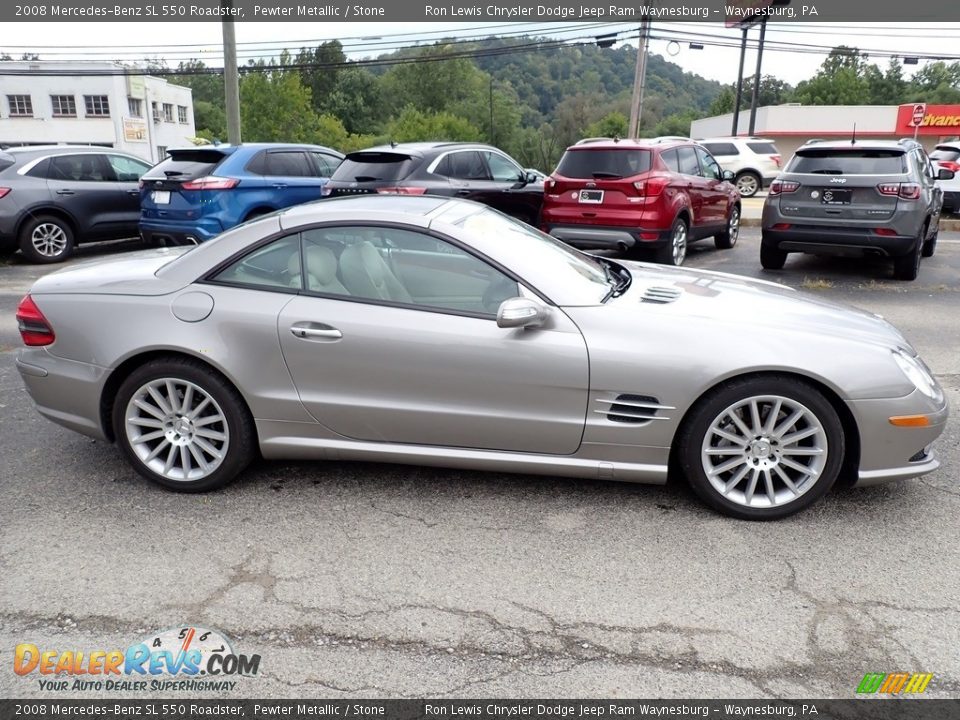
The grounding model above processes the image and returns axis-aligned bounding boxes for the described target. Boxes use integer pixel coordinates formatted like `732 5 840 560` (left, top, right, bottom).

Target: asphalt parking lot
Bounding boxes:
1 229 958 700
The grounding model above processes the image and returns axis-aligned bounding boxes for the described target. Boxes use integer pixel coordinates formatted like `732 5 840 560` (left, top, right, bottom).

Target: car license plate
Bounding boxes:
820 188 851 205
579 189 603 204
151 190 170 205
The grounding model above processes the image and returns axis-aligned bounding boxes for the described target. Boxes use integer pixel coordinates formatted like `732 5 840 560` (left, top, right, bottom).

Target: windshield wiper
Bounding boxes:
592 171 623 179
354 175 380 182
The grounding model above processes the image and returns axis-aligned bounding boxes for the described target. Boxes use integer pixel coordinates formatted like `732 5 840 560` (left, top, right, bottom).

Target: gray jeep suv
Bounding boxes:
760 139 953 281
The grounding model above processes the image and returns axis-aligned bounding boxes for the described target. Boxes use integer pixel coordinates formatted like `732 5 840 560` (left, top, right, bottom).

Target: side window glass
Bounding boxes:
212 234 302 291
433 155 452 177
107 155 151 182
484 151 523 183
677 146 700 176
308 225 518 315
265 152 313 177
660 148 680 173
311 152 339 177
246 151 268 175
449 151 490 181
696 147 721 180
51 154 109 182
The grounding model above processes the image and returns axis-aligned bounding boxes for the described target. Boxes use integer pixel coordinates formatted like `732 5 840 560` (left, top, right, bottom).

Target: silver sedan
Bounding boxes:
15 196 948 519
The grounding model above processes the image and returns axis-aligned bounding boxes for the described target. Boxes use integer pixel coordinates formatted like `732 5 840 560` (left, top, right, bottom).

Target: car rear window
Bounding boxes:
789 150 907 175
556 149 651 179
930 147 960 163
142 149 228 181
331 152 416 183
746 141 779 155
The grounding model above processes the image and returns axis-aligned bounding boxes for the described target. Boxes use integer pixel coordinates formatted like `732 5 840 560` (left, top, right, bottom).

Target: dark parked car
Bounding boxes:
0 145 152 263
761 139 951 281
541 137 741 265
323 142 543 226
139 143 344 246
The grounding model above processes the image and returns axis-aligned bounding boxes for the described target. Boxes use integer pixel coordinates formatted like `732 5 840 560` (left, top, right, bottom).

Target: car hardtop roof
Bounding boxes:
5 144 121 154
345 141 499 158
798 138 918 153
279 192 453 223
698 136 777 143
568 137 692 151
165 142 340 155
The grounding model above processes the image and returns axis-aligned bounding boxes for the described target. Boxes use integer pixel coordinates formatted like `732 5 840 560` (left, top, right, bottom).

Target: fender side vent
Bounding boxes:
640 286 681 304
597 394 674 424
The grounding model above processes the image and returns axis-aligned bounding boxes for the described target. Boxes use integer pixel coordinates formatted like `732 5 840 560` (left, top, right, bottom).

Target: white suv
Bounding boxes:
930 142 960 214
698 137 782 197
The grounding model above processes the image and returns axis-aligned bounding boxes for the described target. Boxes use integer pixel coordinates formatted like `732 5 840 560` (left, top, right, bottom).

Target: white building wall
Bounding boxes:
0 61 194 164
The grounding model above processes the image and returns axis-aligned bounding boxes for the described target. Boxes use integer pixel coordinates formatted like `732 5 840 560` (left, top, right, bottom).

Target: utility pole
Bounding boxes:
731 26 748 136
747 17 767 136
628 19 650 139
222 0 241 144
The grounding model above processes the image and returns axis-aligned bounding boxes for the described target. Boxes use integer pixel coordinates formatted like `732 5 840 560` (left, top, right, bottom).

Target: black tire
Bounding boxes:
112 357 256 492
893 225 924 281
922 224 938 258
18 214 75 264
677 375 844 520
656 217 688 266
735 171 762 198
714 205 740 249
760 239 787 270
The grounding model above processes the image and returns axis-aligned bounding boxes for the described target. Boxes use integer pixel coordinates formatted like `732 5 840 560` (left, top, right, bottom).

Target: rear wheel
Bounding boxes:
714 206 740 249
657 217 688 266
735 171 761 198
678 375 844 520
19 215 75 263
922 223 938 258
760 239 787 270
113 358 256 492
894 224 925 281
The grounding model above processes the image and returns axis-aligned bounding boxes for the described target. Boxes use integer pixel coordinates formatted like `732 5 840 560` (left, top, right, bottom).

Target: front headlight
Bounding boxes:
892 349 943 403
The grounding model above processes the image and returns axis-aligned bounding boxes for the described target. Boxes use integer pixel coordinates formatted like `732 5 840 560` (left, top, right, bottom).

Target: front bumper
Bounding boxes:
849 388 949 488
762 225 917 257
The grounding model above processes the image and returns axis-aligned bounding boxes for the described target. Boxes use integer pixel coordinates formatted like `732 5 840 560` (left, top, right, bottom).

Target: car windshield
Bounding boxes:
452 208 616 303
556 149 651 179
789 150 906 175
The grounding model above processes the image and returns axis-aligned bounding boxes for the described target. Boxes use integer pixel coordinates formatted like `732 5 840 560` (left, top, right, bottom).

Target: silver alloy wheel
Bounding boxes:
736 174 759 197
124 378 230 482
671 222 688 265
31 223 69 258
700 394 828 509
727 208 740 246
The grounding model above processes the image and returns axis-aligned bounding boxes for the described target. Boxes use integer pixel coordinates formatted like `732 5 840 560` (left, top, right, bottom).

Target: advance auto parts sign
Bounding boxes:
895 103 960 134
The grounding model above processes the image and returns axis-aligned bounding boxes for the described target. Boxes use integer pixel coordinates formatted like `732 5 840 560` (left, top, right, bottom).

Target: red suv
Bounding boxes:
541 138 741 265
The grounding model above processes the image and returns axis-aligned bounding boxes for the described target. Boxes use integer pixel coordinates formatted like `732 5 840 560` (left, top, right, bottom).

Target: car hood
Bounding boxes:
606 260 911 351
28 248 193 296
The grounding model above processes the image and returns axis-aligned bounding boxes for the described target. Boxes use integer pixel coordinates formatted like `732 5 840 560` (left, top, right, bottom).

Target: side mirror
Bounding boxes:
938 168 955 180
525 171 540 185
722 169 735 182
497 297 548 329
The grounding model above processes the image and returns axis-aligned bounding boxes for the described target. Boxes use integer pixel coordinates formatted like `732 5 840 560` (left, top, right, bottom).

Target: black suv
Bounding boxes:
323 142 543 225
761 139 952 281
0 145 152 263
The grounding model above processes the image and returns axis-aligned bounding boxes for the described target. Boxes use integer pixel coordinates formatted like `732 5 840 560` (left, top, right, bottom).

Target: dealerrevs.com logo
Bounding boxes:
14 626 260 692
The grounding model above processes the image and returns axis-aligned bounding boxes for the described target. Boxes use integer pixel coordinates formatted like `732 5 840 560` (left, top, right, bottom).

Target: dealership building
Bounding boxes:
691 103 960 159
0 61 195 163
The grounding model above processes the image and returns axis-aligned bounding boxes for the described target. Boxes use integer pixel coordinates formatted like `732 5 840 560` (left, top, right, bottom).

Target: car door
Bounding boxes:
45 153 133 238
255 150 328 209
675 146 707 229
275 224 590 455
433 150 489 200
694 146 730 229
104 154 153 234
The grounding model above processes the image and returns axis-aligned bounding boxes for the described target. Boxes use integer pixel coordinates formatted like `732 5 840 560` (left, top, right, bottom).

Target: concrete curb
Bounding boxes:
740 217 960 231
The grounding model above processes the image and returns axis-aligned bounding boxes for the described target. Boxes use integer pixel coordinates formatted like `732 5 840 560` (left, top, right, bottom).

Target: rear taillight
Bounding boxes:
769 180 799 196
0 187 10 199
877 182 920 200
632 177 669 196
376 186 427 195
874 227 897 236
771 223 792 231
770 155 782 168
181 176 239 191
16 294 55 347
937 160 960 173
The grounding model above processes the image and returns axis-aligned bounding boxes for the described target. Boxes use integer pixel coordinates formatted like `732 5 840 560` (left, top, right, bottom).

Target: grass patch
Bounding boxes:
800 277 834 290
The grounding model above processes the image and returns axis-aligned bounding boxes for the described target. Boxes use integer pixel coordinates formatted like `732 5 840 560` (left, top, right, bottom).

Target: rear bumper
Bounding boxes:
140 219 221 245
544 224 670 250
762 225 917 257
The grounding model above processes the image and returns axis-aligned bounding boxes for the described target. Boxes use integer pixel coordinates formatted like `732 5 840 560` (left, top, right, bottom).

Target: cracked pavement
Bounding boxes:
1 232 959 699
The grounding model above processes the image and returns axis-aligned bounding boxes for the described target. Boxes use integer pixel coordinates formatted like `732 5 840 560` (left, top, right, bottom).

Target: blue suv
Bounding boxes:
139 143 343 244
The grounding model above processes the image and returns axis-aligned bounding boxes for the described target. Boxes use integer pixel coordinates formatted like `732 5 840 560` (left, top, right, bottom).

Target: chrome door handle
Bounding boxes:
56 189 75 196
290 326 342 340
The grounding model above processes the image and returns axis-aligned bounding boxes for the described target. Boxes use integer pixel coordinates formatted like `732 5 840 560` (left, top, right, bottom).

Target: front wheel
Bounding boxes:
677 376 844 520
19 215 75 263
112 358 256 492
656 217 688 266
714 206 740 249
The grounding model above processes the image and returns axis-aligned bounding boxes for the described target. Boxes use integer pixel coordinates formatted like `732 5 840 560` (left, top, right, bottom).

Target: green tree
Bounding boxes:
584 111 628 139
325 67 385 135
240 69 320 143
385 106 482 142
793 47 872 105
296 40 346 112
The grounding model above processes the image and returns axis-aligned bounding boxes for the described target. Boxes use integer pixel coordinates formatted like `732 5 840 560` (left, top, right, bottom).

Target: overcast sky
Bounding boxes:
4 22 960 87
